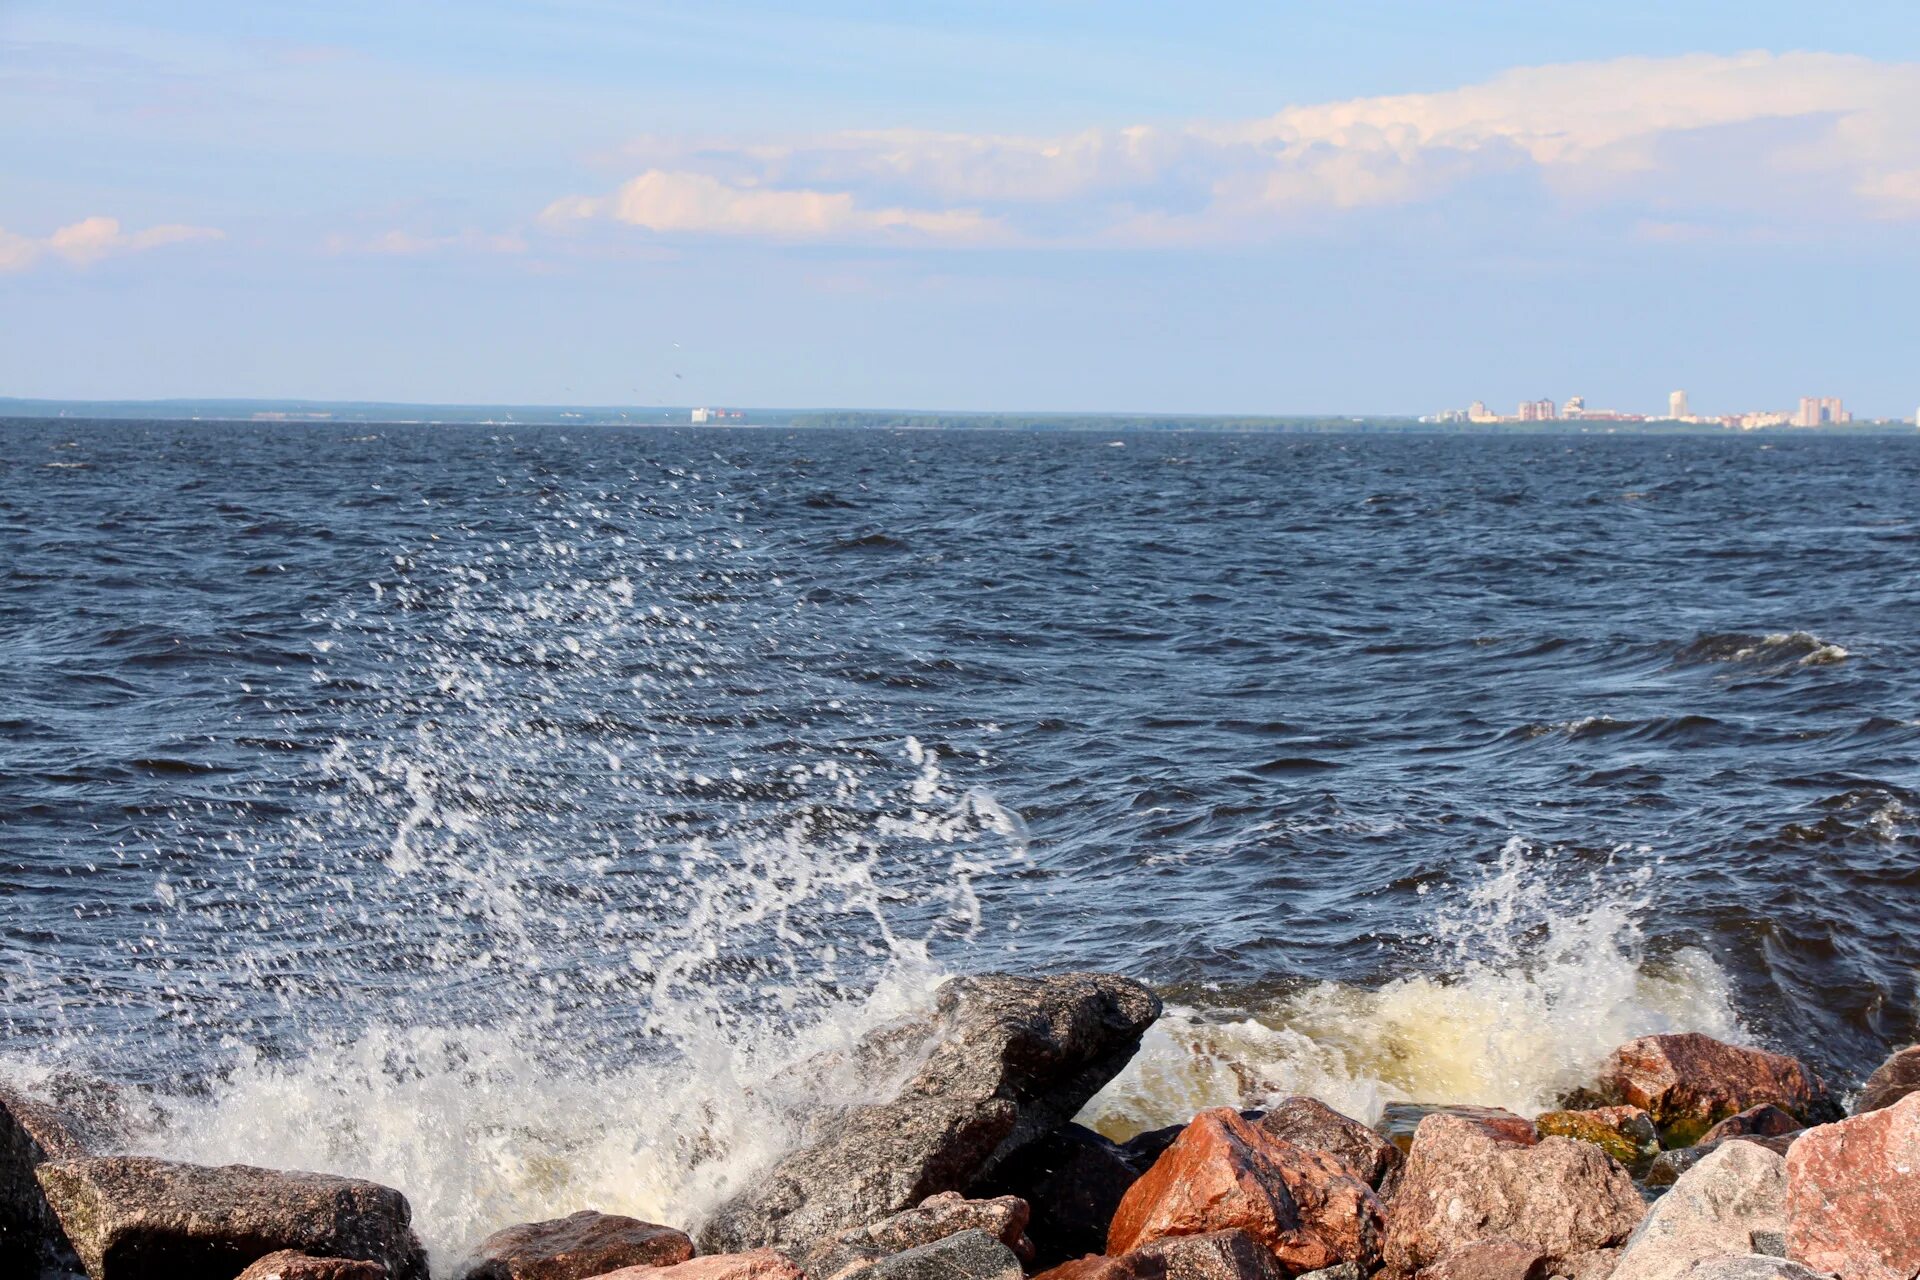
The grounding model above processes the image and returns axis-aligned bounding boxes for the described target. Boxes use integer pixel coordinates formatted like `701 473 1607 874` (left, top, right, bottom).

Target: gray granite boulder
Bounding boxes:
1611 1141 1786 1280
35 1155 428 1280
697 972 1160 1254
857 1229 1024 1280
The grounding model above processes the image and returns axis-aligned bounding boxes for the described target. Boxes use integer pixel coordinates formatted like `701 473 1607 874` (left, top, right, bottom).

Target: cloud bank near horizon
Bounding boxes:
539 51 1920 247
0 217 225 273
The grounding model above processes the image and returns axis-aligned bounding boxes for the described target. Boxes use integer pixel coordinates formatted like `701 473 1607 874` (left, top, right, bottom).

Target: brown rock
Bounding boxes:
601 1250 806 1280
1032 1230 1287 1280
1853 1044 1920 1115
1384 1113 1644 1276
1601 1036 1826 1143
1697 1107 1801 1147
237 1251 390 1279
1107 1107 1384 1274
460 1210 693 1280
33 1155 428 1280
1784 1089 1920 1280
1415 1238 1547 1280
1376 1105 1537 1155
1 1084 91 1274
972 1124 1136 1265
1533 1109 1659 1169
1558 1247 1622 1280
1257 1098 1402 1189
802 1192 1031 1280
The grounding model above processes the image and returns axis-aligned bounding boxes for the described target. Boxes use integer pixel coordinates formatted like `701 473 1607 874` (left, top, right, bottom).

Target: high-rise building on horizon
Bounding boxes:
1669 390 1689 420
1563 395 1586 418
1794 396 1849 427
1518 398 1557 421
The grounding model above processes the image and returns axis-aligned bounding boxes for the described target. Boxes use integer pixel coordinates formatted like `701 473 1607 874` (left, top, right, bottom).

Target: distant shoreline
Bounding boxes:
5 406 1918 437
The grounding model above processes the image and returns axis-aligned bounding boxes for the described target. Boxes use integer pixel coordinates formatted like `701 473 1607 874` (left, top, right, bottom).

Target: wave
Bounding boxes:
1673 630 1851 670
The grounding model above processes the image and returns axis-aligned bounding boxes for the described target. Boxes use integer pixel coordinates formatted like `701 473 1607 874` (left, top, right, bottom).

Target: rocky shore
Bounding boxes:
4 972 1917 1280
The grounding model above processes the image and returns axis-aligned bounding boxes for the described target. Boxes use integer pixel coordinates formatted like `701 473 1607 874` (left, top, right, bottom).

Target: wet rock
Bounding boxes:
1610 1140 1786 1280
603 1250 806 1280
1783 1089 1920 1280
1384 1113 1644 1276
1107 1107 1384 1274
1600 1036 1826 1145
857 1228 1025 1280
802 1192 1031 1280
460 1210 693 1280
1032 1229 1288 1280
34 1155 428 1280
1 1084 90 1274
1643 1136 1798 1191
1533 1109 1659 1170
1852 1044 1920 1115
1414 1238 1547 1280
972 1124 1137 1265
1696 1107 1800 1147
1376 1105 1537 1155
1257 1098 1402 1189
237 1251 390 1280
1674 1258 1825 1280
698 972 1160 1254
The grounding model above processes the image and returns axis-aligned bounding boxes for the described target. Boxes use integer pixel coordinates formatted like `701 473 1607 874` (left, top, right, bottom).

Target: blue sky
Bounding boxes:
6 1 1920 415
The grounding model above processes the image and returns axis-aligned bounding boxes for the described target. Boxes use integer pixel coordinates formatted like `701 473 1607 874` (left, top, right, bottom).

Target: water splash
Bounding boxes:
1084 838 1744 1133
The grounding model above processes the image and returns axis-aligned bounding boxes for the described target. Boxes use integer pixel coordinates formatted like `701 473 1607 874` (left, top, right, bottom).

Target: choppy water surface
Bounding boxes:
3 420 1917 1262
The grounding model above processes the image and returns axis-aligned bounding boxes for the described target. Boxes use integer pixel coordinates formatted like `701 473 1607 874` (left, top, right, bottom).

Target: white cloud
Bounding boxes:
0 216 224 272
542 169 1001 243
553 52 1920 247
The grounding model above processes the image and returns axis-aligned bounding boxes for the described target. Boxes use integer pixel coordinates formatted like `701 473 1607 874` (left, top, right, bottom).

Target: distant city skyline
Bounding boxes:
7 3 1920 413
1431 390 1899 428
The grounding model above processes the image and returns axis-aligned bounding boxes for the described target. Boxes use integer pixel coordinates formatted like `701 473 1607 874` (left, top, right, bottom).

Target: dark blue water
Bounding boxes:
3 419 1917 1115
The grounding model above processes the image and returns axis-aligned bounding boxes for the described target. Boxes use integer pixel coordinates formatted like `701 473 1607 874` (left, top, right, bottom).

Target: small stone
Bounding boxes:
1534 1109 1660 1169
802 1192 1030 1280
857 1228 1025 1280
1600 1036 1827 1145
34 1155 428 1280
601 1250 805 1280
1108 1107 1384 1274
1697 1107 1800 1147
1784 1089 1920 1280
1376 1104 1537 1154
1384 1113 1643 1275
1609 1140 1786 1280
1852 1045 1920 1115
1256 1098 1402 1189
1748 1230 1785 1258
237 1251 390 1280
460 1210 693 1280
1415 1237 1547 1280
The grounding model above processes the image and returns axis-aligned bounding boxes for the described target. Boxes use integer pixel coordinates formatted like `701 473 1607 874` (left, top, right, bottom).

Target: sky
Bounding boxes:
6 1 1920 416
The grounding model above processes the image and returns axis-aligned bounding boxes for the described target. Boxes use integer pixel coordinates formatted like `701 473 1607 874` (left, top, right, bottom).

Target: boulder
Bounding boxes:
1610 1141 1786 1280
1 1084 90 1274
1107 1107 1384 1274
1696 1107 1800 1147
697 972 1160 1254
1600 1036 1826 1144
1031 1230 1288 1280
1557 1247 1622 1280
1533 1109 1659 1170
802 1193 1031 1280
1852 1045 1920 1115
237 1251 390 1280
1384 1113 1644 1276
1784 1089 1920 1280
1414 1238 1547 1280
601 1251 805 1280
1256 1098 1401 1189
460 1210 693 1280
1675 1258 1825 1280
972 1124 1138 1265
34 1155 428 1280
856 1228 1025 1280
1645 1136 1798 1191
1376 1105 1537 1154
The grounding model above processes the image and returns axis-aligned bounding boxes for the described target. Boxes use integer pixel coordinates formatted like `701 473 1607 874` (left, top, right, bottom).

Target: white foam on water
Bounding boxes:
1083 837 1745 1135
